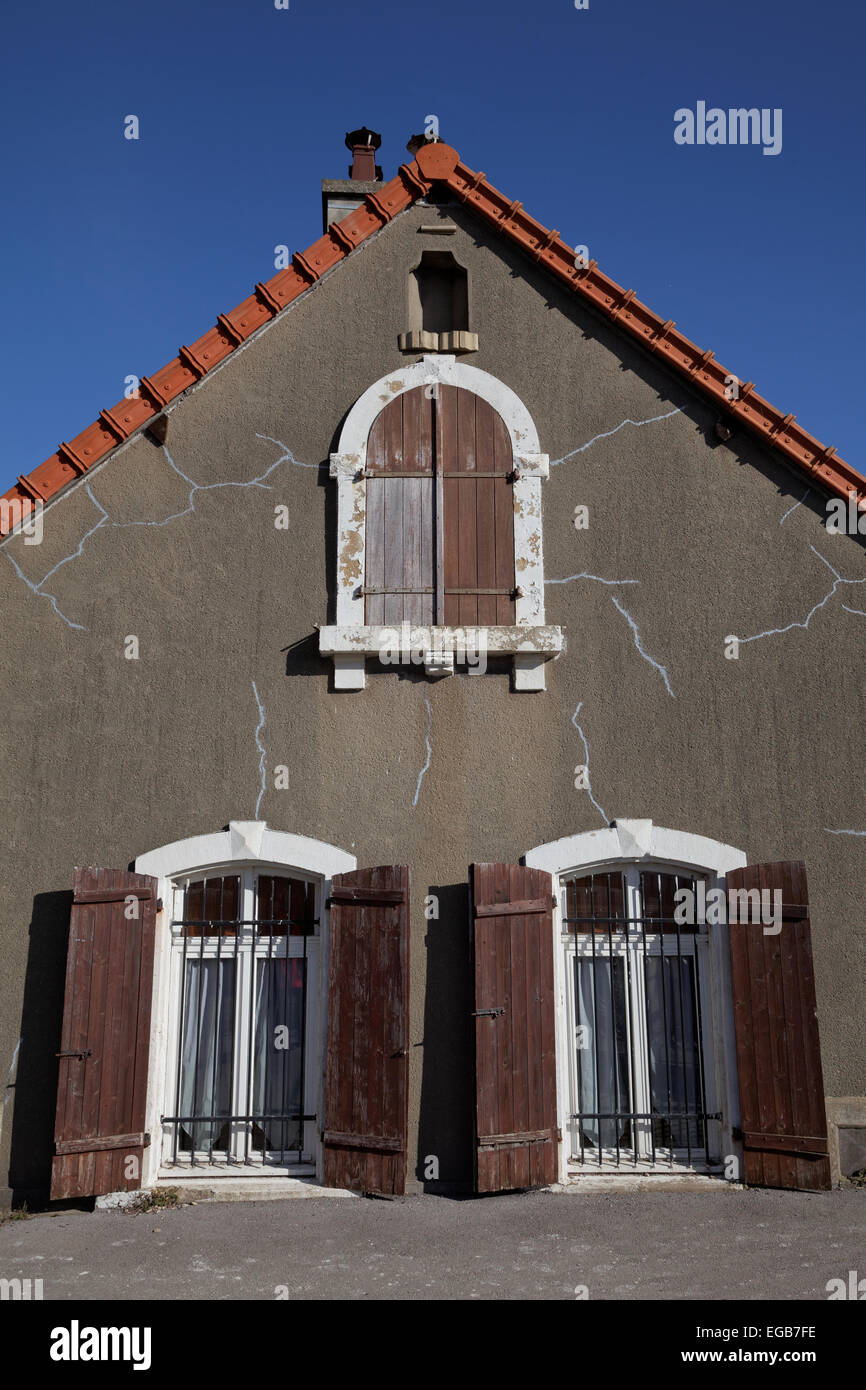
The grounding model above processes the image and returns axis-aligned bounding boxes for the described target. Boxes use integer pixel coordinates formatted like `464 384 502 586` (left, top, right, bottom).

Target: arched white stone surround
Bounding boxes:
524 819 747 1186
135 821 356 882
523 819 747 879
135 822 356 1188
334 355 546 462
318 356 563 691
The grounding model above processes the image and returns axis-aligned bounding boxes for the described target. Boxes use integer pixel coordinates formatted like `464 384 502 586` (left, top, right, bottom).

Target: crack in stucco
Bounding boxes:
254 434 321 470
779 488 810 525
571 701 609 825
412 690 432 809
3 1036 21 1107
3 485 110 629
251 680 267 819
550 407 684 468
609 594 675 697
824 828 866 836
737 545 866 646
546 571 639 588
5 437 313 631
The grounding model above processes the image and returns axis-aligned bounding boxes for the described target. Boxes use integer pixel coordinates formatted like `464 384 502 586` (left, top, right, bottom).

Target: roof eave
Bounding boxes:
2 140 861 537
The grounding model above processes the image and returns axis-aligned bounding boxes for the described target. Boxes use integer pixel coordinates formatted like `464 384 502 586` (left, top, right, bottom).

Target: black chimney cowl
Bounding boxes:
345 127 382 181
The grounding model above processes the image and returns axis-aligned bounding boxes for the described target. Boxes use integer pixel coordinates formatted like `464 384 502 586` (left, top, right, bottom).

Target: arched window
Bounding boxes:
160 864 319 1172
363 384 515 626
525 820 746 1182
135 823 355 1188
319 357 563 689
562 863 715 1166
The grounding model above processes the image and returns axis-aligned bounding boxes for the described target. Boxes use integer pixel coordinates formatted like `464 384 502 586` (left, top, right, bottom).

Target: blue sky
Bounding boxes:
1 0 863 493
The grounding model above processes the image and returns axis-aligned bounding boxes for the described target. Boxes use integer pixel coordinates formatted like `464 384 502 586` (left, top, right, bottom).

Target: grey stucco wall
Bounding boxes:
2 197 864 1201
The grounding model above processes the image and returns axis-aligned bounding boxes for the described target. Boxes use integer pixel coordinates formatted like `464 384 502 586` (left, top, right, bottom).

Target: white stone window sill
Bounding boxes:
318 623 564 690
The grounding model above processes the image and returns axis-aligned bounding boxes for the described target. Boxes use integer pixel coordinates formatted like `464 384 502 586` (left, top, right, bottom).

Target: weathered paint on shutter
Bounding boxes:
471 863 558 1193
442 386 515 625
323 866 410 1195
364 385 515 627
51 867 157 1200
365 387 434 625
726 861 831 1191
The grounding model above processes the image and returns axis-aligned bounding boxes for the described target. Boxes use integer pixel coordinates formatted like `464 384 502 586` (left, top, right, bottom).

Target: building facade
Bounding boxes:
1 131 864 1206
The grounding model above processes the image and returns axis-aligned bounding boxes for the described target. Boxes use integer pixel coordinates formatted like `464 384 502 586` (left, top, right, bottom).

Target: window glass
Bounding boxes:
563 865 712 1169
166 870 316 1168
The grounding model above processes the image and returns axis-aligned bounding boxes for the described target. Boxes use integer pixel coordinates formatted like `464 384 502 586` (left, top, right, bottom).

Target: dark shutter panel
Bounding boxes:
323 866 409 1195
726 862 830 1191
51 867 157 1200
471 863 558 1193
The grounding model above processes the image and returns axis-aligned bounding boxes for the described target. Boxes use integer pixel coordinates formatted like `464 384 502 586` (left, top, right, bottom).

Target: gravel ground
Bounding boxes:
1 1188 863 1301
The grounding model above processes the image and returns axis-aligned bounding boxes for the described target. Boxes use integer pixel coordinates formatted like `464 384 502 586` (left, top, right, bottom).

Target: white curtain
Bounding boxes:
252 958 305 1154
179 959 235 1152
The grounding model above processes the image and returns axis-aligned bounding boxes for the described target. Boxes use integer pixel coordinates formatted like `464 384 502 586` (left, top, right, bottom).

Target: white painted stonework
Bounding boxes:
318 624 564 663
319 357 563 691
135 822 355 882
524 819 747 878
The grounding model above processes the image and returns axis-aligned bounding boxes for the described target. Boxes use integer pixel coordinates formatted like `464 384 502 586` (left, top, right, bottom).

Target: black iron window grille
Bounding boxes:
563 868 721 1170
162 872 318 1169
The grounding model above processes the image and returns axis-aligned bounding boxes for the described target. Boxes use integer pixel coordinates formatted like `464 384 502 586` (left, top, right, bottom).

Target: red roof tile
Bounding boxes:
1 140 862 537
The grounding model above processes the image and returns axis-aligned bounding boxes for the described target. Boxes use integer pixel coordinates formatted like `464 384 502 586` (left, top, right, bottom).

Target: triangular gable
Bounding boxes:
2 138 863 537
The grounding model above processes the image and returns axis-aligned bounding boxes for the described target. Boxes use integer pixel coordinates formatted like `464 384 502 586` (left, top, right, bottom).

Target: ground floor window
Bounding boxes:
562 866 719 1170
161 868 319 1170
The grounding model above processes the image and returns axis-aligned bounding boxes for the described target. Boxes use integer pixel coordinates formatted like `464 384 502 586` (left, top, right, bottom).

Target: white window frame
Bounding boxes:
135 821 356 1188
161 864 320 1174
566 868 716 1169
318 355 564 691
524 819 747 1184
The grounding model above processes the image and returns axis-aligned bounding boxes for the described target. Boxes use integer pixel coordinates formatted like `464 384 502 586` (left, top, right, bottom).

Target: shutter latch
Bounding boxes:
472 1007 505 1018
55 1049 93 1061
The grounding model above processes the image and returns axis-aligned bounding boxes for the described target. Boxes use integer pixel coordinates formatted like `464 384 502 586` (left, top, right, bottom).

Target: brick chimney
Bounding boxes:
322 127 383 232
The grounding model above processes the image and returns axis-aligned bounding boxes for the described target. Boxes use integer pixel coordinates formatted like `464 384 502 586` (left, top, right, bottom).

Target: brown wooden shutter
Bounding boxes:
365 387 434 624
441 386 515 625
471 863 558 1193
323 866 409 1195
726 861 831 1191
364 385 515 626
51 867 157 1200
